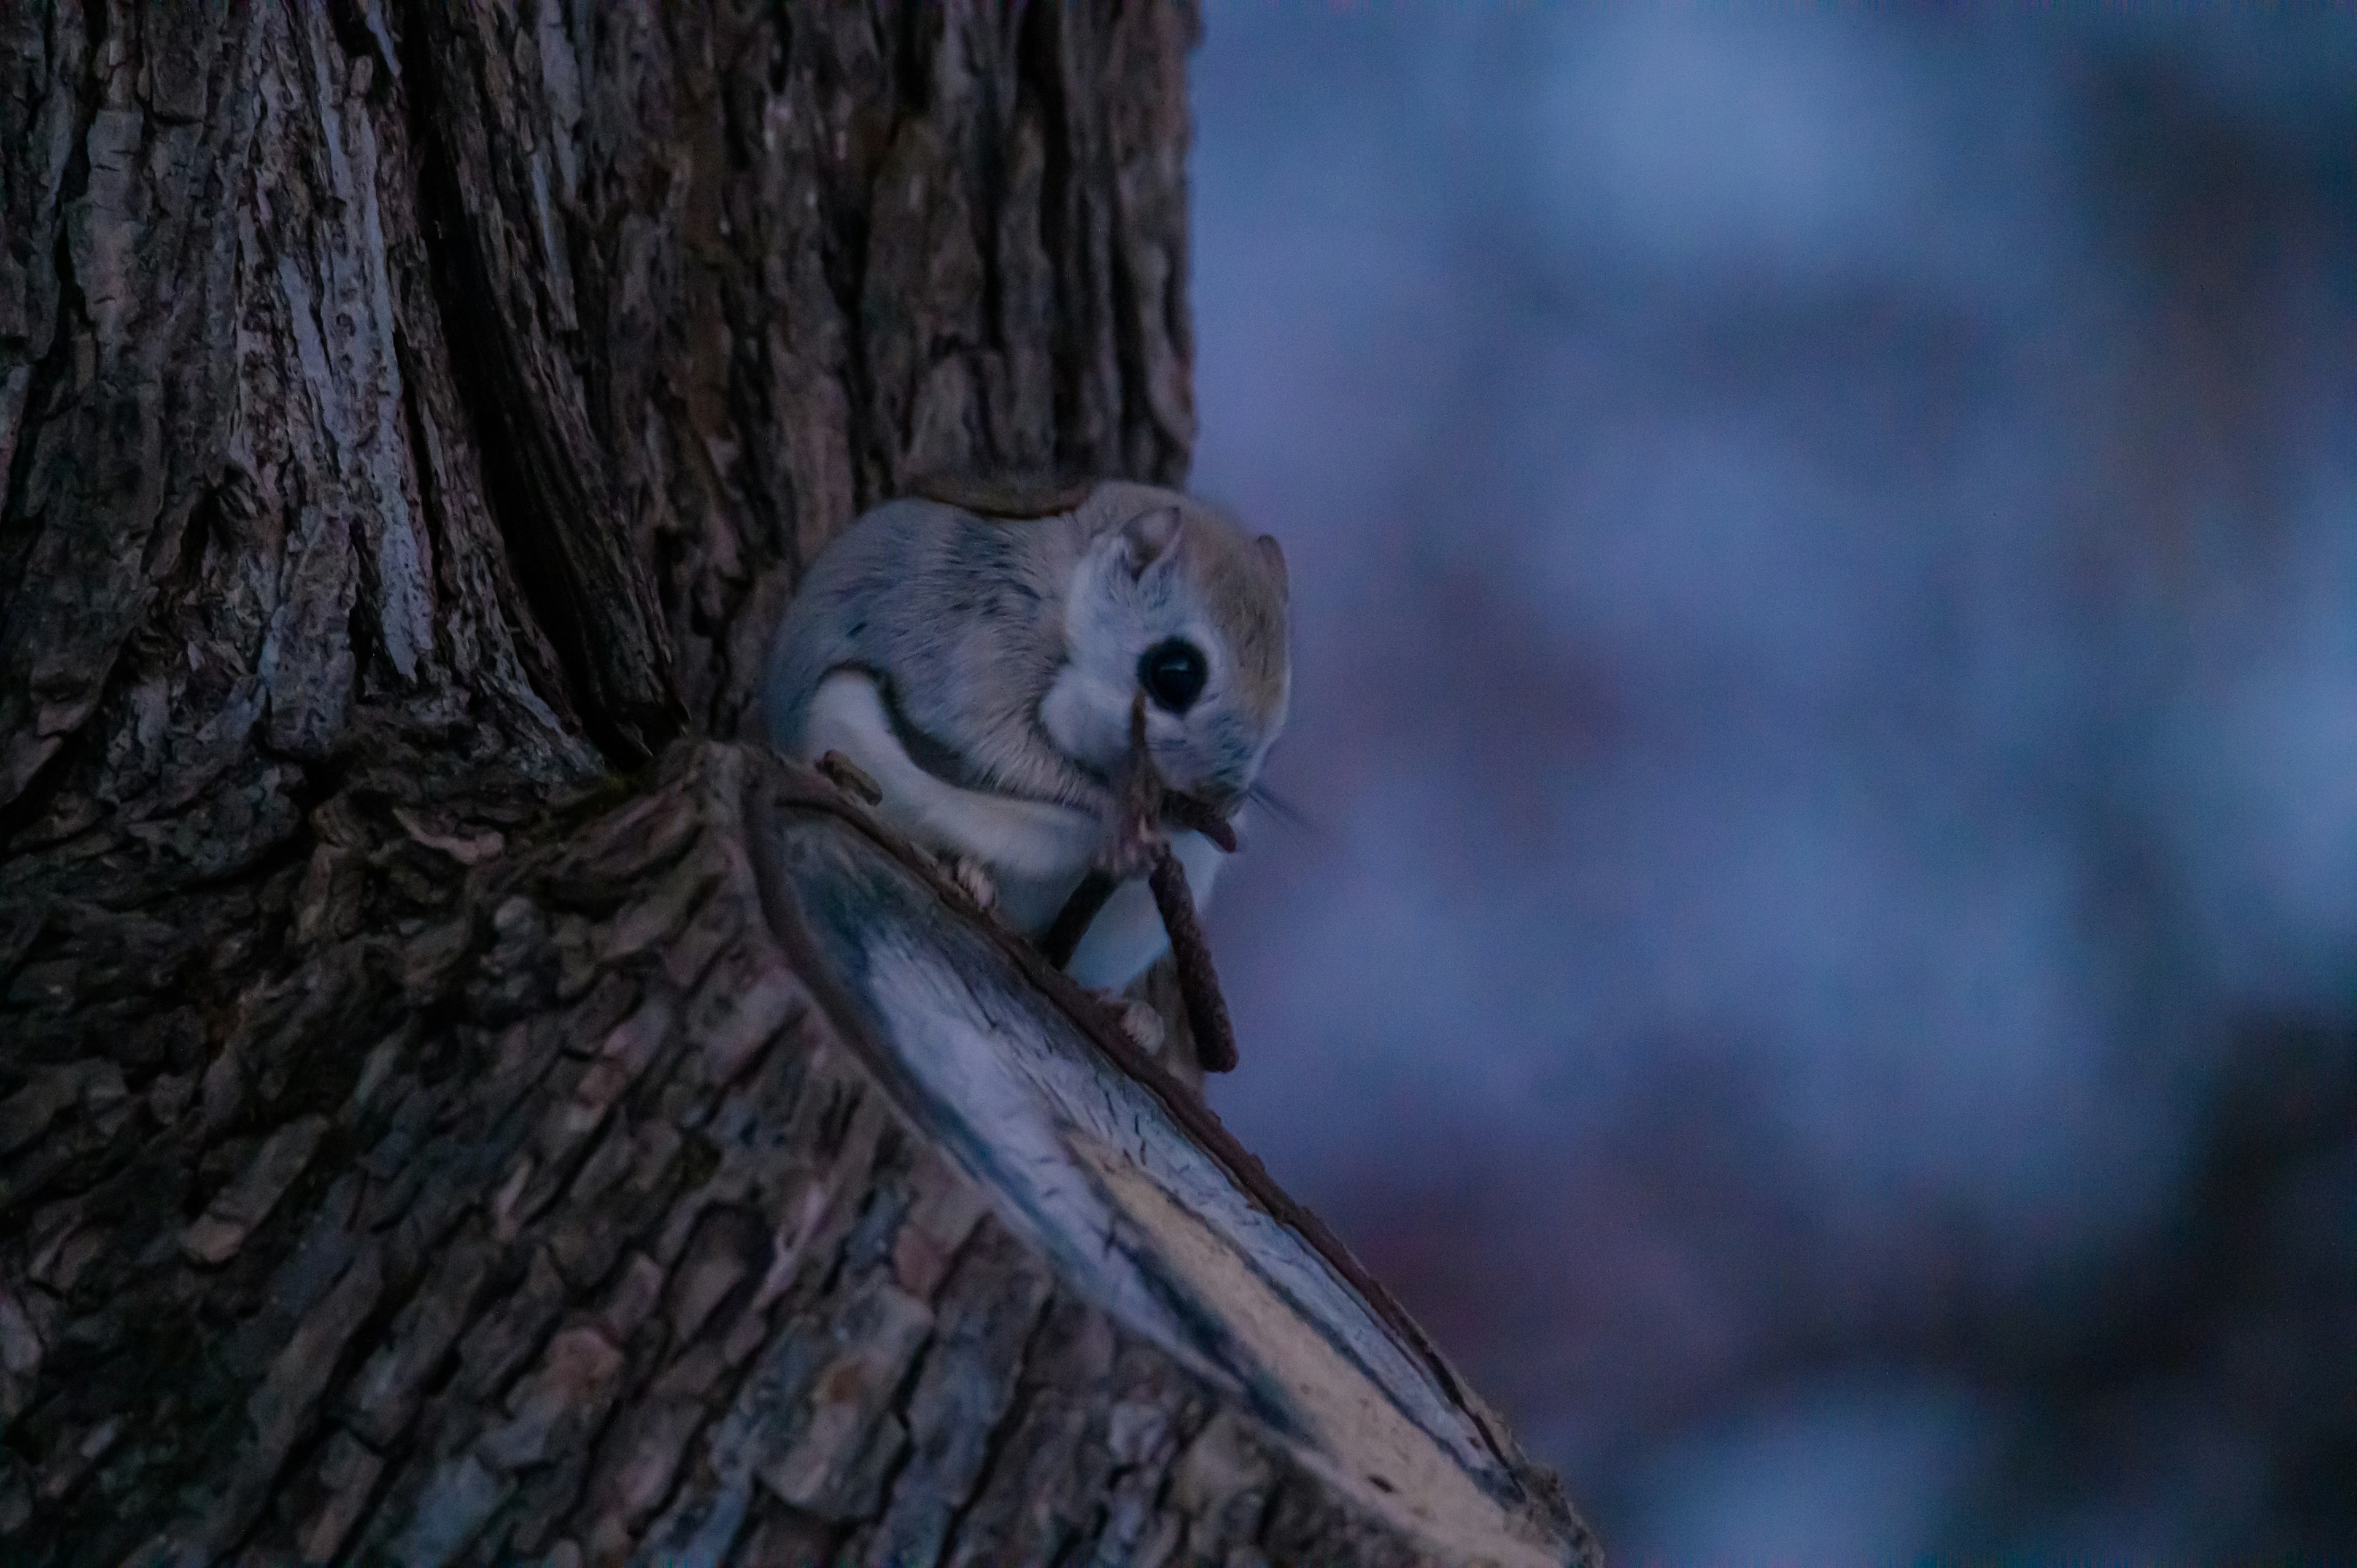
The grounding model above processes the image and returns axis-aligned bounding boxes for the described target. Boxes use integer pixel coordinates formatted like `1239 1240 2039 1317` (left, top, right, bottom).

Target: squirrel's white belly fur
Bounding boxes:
800 670 1225 989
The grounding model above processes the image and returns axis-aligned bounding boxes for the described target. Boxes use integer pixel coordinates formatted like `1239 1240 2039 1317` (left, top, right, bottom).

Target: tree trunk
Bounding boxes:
0 4 1595 1564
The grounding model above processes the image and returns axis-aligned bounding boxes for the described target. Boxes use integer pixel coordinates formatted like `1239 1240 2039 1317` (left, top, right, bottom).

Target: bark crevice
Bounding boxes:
0 2 108 824
396 0 678 770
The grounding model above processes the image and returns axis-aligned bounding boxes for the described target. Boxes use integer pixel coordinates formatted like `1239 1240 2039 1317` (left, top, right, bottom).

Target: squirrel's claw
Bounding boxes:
942 852 999 914
1097 990 1167 1057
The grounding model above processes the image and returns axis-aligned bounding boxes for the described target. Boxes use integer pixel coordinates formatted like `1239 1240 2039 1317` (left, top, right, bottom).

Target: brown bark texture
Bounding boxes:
0 3 1596 1564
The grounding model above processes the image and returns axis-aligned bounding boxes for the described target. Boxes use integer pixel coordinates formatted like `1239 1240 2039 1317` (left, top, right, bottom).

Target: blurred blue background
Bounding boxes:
1186 9 2357 1560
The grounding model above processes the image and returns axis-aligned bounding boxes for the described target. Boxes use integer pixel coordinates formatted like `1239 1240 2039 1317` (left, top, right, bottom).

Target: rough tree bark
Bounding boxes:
0 4 1596 1564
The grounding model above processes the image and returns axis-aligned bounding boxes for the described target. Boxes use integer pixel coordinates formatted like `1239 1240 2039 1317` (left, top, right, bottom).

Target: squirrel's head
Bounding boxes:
1041 482 1291 815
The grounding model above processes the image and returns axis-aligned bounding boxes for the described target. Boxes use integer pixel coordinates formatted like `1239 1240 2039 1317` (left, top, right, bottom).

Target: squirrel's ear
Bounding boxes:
1255 534 1288 601
1118 506 1183 576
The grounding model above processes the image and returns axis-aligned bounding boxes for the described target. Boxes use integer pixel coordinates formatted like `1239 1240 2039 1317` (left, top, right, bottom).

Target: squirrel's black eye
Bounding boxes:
1139 638 1209 713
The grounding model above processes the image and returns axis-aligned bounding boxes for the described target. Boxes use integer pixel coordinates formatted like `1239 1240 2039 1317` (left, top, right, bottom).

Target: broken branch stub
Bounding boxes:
749 749 1594 1566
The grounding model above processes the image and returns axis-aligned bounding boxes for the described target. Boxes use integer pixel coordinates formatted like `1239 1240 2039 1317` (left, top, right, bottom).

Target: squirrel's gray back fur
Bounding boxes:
764 494 1099 809
764 481 1287 814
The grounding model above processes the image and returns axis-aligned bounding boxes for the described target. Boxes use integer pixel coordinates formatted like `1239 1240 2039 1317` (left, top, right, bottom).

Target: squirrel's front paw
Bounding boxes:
942 853 999 914
1097 808 1163 882
1096 991 1166 1057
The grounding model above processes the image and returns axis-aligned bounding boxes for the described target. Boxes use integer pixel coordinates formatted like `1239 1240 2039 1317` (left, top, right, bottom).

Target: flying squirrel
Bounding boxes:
761 475 1291 1016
